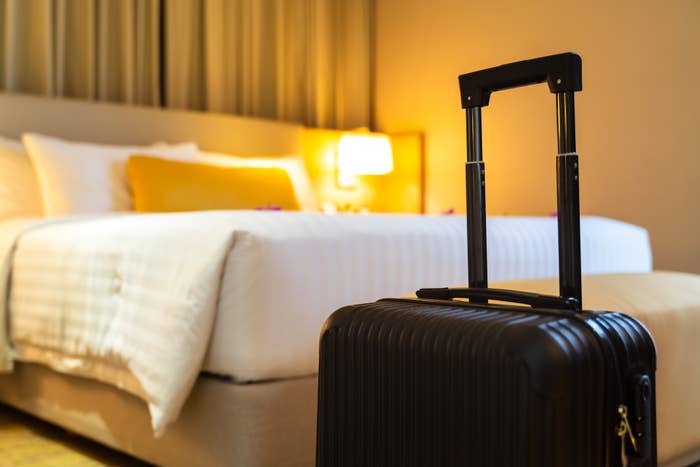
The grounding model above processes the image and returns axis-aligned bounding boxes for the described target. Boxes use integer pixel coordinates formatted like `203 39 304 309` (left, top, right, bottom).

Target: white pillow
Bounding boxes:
23 133 198 216
0 136 43 219
197 151 319 212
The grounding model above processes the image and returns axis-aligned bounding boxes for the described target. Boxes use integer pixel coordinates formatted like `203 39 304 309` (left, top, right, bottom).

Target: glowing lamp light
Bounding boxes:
336 134 393 188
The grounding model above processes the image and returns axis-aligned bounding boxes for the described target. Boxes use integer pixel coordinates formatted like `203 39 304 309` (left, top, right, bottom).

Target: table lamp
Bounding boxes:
336 133 393 188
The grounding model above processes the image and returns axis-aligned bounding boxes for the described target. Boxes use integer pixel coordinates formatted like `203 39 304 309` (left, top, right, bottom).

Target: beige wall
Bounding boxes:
375 0 700 273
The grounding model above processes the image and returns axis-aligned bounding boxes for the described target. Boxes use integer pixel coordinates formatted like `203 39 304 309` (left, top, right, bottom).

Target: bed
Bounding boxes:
0 92 698 467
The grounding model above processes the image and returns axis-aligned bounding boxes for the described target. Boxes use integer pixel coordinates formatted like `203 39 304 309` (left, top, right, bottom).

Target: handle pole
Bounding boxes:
466 107 488 294
556 91 582 307
556 91 576 153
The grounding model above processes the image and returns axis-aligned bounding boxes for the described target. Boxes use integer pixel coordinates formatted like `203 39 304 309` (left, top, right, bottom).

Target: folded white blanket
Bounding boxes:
0 216 85 369
0 218 39 370
1 213 238 435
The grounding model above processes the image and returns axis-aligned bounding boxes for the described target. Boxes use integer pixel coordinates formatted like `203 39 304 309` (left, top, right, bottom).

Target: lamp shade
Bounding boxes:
337 134 393 175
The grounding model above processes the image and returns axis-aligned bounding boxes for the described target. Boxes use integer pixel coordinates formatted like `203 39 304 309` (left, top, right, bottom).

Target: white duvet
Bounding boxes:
0 213 239 435
0 211 652 434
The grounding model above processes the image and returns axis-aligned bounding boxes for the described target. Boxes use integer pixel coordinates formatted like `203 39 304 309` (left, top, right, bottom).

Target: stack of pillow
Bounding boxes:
0 133 318 219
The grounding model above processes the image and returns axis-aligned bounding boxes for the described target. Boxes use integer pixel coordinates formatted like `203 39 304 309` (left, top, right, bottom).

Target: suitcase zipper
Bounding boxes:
573 314 638 467
579 313 655 466
617 404 638 467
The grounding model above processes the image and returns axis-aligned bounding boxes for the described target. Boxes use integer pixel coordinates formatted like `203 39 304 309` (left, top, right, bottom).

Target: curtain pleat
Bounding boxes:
167 0 371 129
0 0 371 128
1 0 54 95
0 0 160 106
166 0 202 110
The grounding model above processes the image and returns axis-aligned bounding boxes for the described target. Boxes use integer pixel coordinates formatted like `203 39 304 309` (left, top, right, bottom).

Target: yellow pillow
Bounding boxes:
127 155 300 212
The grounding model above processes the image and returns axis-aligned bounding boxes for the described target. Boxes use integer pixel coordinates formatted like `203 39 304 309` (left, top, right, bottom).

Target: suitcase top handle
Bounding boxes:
458 53 582 108
457 53 584 309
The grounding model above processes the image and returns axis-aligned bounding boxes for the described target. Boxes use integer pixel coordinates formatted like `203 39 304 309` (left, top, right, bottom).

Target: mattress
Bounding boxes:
1 212 652 431
4 213 650 378
206 213 651 381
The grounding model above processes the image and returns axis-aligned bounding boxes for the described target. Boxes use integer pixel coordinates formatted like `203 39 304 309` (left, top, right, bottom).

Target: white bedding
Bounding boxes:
0 211 652 434
206 214 652 381
1 213 239 435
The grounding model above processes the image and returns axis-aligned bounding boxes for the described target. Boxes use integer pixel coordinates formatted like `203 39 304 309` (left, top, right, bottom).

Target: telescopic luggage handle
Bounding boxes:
458 53 582 108
433 53 583 309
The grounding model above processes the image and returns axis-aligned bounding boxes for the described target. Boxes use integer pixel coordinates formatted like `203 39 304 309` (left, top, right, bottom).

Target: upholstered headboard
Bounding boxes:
0 92 302 156
0 92 424 213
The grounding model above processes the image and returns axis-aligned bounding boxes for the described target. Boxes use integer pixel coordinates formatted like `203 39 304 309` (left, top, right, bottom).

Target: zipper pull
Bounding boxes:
617 404 638 466
618 429 628 467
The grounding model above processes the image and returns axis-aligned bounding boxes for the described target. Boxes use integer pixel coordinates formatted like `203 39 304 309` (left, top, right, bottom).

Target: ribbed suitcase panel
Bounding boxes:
317 300 635 467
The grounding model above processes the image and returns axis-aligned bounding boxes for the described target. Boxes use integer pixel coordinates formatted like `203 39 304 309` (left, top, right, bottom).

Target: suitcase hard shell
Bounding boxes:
316 53 657 467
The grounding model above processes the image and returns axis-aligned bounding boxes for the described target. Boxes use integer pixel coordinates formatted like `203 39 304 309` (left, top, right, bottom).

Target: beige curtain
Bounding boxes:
166 0 372 129
0 0 372 128
0 0 161 105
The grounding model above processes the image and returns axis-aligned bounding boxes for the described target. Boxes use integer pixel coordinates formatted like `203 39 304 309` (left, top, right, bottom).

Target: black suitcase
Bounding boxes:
316 53 657 467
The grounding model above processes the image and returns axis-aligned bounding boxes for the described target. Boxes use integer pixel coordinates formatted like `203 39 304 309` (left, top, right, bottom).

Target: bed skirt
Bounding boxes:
0 363 317 467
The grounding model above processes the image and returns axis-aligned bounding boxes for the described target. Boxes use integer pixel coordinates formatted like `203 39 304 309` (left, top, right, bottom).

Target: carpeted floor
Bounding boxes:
3 399 698 467
0 404 150 466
